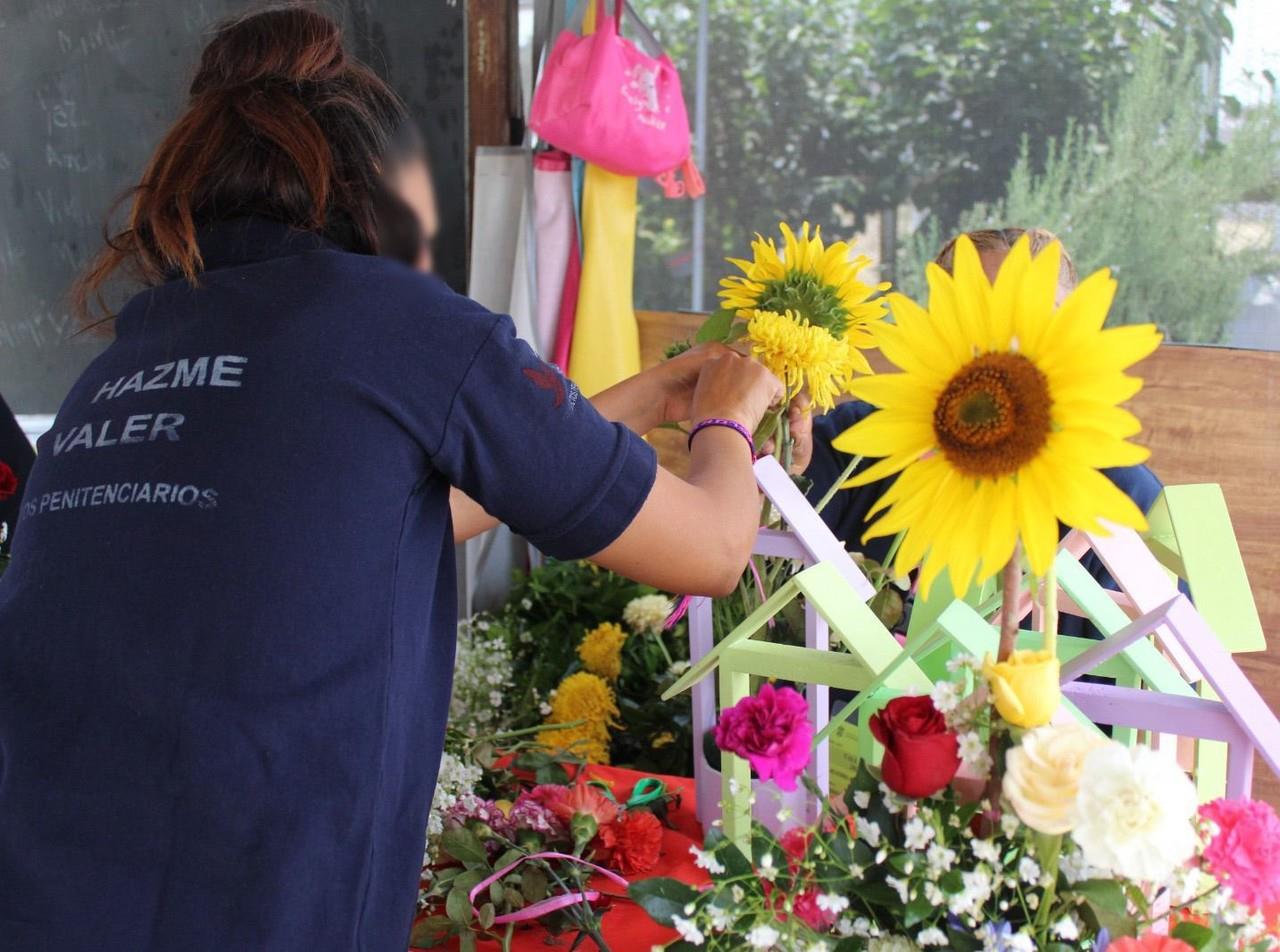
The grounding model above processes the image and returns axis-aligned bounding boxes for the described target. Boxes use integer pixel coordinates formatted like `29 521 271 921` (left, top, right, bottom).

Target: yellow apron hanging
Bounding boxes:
568 163 642 397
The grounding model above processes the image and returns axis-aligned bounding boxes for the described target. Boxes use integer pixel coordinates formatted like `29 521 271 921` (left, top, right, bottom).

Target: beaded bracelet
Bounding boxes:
687 417 755 457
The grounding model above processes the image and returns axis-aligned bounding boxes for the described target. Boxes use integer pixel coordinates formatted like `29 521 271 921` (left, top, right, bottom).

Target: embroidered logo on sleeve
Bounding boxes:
522 365 567 409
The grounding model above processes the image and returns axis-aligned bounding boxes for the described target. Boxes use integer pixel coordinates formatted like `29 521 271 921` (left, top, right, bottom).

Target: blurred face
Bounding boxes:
978 249 1073 307
390 156 438 273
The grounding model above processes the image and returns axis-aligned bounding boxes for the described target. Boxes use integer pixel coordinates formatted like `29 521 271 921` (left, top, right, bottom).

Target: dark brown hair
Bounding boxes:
74 5 423 324
934 227 1079 289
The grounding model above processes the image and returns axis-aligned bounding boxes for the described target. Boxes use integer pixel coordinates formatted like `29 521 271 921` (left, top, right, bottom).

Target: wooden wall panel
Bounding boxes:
637 310 1280 805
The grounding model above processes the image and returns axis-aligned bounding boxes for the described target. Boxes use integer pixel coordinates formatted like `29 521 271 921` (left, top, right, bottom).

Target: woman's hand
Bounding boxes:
689 351 785 433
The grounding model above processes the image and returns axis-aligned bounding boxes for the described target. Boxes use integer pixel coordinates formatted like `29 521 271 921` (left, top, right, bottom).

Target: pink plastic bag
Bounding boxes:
529 0 703 196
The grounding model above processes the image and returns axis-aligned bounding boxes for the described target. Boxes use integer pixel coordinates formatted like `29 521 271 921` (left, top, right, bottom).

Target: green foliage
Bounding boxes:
635 0 1233 309
900 42 1280 342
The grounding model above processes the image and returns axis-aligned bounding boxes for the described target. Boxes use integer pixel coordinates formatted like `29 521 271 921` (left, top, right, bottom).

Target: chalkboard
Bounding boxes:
0 0 468 414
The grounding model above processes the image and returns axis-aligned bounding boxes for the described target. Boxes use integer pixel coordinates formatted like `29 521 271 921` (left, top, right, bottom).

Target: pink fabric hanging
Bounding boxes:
551 215 582 373
533 150 575 360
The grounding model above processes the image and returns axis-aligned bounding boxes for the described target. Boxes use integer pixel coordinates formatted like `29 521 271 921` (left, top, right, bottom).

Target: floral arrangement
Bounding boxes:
632 667 1280 951
628 233 1280 949
447 560 693 776
415 728 677 951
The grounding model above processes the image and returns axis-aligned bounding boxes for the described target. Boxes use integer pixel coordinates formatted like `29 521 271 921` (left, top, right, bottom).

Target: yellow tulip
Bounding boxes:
983 649 1060 728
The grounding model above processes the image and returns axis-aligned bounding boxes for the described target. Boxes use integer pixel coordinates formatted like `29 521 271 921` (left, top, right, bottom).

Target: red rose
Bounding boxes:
0 462 17 502
868 695 961 798
596 810 662 876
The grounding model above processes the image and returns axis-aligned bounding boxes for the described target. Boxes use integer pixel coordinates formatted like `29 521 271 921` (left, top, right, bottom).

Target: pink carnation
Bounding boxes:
714 683 813 791
1199 798 1280 910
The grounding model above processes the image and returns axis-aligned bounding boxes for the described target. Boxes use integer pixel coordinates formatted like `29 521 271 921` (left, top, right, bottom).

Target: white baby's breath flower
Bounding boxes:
1072 743 1198 882
930 680 962 715
708 905 736 931
856 816 882 846
947 653 977 673
1018 856 1041 884
816 892 850 915
757 851 777 882
971 838 1001 866
671 915 705 946
957 732 992 776
926 843 957 876
852 790 871 810
745 924 780 949
885 875 911 904
689 845 726 875
903 816 935 850
520 598 533 611
1051 915 1081 941
1000 812 1022 838
917 927 948 947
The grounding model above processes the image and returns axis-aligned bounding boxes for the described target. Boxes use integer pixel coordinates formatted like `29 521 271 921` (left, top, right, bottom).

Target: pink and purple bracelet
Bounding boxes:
688 417 755 458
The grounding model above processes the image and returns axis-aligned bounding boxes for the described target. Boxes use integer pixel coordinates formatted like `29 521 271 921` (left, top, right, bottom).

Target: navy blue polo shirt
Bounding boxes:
806 400 1169 638
0 218 655 951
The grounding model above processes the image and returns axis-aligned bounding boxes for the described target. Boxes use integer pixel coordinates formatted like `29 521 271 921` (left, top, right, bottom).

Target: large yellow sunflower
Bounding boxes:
834 235 1161 597
720 222 889 411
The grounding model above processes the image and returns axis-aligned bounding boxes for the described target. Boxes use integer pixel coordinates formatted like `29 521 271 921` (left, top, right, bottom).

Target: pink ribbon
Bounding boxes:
467 850 630 925
664 560 773 631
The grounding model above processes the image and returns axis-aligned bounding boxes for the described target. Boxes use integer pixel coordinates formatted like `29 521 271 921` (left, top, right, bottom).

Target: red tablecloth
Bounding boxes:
418 765 708 952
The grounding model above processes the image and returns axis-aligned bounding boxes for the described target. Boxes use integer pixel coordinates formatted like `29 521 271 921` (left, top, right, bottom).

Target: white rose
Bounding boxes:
1072 742 1198 882
1003 723 1107 835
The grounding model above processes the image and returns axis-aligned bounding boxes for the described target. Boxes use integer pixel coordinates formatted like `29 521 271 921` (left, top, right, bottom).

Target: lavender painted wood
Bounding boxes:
1058 596 1183 684
753 456 875 601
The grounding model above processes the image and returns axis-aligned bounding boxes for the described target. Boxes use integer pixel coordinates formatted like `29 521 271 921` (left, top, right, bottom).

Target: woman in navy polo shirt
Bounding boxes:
0 10 783 951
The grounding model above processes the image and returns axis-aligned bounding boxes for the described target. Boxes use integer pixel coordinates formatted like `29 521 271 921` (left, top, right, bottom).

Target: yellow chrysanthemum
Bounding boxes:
537 671 620 764
719 222 889 409
577 622 627 681
746 309 863 411
834 235 1162 597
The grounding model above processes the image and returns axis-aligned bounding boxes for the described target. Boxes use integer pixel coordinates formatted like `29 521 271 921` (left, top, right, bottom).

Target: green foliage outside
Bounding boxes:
899 44 1280 342
633 0 1248 341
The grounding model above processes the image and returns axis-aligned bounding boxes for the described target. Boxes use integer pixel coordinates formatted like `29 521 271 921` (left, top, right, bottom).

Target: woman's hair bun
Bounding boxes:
189 6 347 97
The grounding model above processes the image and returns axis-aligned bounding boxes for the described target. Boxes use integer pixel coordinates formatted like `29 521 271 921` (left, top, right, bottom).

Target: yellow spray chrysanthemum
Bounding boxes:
577 622 627 681
537 671 620 764
720 222 889 411
834 234 1161 597
746 309 863 411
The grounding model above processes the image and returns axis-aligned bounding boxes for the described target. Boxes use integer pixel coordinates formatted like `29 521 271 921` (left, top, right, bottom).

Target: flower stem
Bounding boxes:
654 632 675 669
1032 832 1063 935
998 542 1023 663
1042 561 1059 658
814 453 863 514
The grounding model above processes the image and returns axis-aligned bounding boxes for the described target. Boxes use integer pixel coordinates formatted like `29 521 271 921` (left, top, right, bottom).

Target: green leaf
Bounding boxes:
704 827 753 880
694 309 737 343
445 884 473 925
628 877 700 927
1172 922 1215 949
408 916 453 947
477 902 496 930
939 869 965 894
904 892 933 927
520 866 549 903
1072 878 1136 938
440 828 489 867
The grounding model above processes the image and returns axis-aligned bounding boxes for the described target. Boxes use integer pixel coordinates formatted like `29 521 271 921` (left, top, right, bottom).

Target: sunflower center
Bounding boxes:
933 352 1051 478
756 270 849 336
